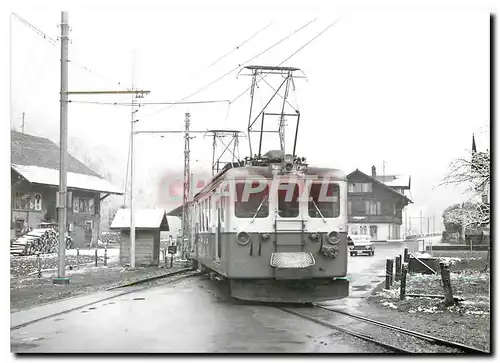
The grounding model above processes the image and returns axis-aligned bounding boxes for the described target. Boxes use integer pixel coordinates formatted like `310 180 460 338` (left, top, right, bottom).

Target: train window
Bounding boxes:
235 181 269 218
205 199 209 231
209 196 212 226
308 183 340 218
198 203 202 231
220 197 225 223
278 183 300 218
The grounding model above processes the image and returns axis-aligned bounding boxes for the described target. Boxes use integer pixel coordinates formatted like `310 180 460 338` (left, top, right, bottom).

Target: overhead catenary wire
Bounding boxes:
188 22 274 80
12 12 129 91
142 18 317 120
229 18 341 106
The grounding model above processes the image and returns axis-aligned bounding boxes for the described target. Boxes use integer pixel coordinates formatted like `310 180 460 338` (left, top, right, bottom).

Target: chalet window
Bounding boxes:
351 200 368 215
14 192 42 211
72 196 95 214
348 183 372 193
368 201 381 215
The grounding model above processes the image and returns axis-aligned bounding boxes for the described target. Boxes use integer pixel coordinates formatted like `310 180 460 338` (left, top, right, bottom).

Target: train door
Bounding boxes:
216 207 221 261
275 182 304 252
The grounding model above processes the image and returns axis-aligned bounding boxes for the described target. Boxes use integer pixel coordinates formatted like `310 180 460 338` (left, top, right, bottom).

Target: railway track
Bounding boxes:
277 304 489 354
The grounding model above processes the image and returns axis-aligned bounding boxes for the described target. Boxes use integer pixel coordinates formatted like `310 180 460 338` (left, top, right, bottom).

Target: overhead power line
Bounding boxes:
229 18 341 105
11 12 129 91
11 12 59 47
190 21 274 78
142 18 317 119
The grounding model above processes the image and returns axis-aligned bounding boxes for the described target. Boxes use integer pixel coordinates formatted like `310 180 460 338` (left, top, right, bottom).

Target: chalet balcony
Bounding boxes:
348 215 403 225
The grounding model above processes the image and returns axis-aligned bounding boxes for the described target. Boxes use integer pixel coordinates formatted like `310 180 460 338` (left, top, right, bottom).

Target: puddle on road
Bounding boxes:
351 285 370 291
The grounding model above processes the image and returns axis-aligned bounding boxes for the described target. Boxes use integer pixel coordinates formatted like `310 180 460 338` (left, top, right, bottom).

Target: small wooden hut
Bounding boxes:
110 208 169 267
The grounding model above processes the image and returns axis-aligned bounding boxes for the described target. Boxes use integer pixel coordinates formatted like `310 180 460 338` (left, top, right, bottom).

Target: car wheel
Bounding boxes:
371 250 375 256
350 252 354 256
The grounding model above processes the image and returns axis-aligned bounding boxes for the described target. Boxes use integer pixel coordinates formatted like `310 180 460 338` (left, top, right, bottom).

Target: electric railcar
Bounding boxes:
190 150 349 303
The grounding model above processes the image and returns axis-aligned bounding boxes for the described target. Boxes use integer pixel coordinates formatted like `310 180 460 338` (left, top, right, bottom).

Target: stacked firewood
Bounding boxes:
10 229 72 256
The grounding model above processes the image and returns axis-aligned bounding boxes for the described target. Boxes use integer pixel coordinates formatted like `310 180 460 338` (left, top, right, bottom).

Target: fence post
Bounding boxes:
404 247 409 263
95 248 98 267
439 262 454 306
385 259 393 289
76 246 80 270
395 255 402 281
37 252 42 278
400 262 408 300
104 243 108 267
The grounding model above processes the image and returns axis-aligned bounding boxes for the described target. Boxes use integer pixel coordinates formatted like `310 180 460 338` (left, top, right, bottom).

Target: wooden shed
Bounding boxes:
110 208 169 267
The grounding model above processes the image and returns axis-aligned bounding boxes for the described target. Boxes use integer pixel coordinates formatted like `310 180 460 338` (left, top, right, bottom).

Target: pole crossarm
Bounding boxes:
66 90 150 95
134 130 214 135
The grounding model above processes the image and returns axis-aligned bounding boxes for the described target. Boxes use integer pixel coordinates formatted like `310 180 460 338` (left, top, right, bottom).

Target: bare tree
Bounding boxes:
440 128 490 232
441 150 490 197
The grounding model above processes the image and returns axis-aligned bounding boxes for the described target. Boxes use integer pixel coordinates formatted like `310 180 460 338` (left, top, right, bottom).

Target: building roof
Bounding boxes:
12 164 123 194
373 174 411 188
110 208 169 230
11 130 122 194
347 169 413 204
167 205 184 218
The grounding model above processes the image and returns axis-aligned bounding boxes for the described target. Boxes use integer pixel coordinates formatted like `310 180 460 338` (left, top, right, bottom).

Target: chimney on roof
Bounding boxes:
371 165 376 177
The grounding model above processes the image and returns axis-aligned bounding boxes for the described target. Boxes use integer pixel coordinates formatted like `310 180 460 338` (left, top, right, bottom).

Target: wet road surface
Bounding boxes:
11 242 408 353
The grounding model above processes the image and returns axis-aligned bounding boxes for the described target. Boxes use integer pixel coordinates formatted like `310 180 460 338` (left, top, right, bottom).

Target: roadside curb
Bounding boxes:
11 267 196 330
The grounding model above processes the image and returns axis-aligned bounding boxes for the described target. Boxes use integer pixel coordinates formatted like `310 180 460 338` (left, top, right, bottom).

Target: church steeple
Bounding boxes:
472 133 477 153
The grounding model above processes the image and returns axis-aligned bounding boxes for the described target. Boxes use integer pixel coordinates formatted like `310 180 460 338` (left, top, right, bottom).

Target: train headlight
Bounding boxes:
236 231 251 245
327 231 340 244
284 154 294 164
283 154 294 172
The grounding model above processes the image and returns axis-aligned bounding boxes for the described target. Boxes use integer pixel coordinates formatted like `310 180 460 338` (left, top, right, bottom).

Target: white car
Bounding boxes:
348 235 375 256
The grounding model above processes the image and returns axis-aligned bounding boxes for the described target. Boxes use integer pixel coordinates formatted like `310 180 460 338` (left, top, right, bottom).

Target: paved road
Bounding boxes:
11 242 409 353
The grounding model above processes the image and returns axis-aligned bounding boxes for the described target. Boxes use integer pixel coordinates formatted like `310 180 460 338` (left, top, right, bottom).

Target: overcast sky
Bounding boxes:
7 2 491 232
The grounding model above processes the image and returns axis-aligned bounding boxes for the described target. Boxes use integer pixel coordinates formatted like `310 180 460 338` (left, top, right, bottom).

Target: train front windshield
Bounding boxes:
234 181 269 218
308 183 340 218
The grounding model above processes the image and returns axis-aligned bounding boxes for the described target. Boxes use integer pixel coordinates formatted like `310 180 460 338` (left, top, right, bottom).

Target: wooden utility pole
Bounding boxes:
54 11 70 285
182 113 191 261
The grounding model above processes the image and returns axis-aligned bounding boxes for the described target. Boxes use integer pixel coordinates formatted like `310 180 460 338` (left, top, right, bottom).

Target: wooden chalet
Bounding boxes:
346 166 412 241
10 130 123 247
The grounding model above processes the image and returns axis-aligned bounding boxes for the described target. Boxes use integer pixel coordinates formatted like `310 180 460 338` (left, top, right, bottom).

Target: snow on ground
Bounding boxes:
66 247 120 263
438 257 463 266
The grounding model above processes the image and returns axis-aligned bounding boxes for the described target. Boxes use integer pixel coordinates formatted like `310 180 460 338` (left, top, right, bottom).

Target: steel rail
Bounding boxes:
278 307 413 353
313 305 489 354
